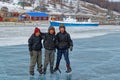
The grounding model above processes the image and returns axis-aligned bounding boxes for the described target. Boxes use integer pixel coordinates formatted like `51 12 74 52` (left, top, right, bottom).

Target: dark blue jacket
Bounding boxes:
28 34 43 51
43 33 56 50
56 31 73 50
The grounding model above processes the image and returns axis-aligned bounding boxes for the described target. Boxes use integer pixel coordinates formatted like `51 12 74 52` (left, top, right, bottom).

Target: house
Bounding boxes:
0 7 8 17
18 2 31 6
20 12 49 21
0 16 3 22
49 12 90 21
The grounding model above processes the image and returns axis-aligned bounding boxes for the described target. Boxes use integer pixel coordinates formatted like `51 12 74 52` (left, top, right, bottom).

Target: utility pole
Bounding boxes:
39 0 41 6
30 0 34 7
82 0 86 6
22 0 25 9
76 0 80 13
108 0 113 17
111 0 114 18
69 0 73 10
60 0 63 9
53 0 56 8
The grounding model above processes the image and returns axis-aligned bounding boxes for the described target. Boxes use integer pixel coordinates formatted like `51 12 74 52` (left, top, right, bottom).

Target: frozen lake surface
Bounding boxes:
0 25 120 80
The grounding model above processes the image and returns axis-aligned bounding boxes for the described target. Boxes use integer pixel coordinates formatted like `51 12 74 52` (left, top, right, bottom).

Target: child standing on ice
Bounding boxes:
42 27 56 74
54 25 73 73
28 27 43 76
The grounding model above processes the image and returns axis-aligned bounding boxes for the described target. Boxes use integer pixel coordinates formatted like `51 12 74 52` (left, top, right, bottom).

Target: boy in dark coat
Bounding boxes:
54 25 73 73
43 27 56 74
28 27 43 76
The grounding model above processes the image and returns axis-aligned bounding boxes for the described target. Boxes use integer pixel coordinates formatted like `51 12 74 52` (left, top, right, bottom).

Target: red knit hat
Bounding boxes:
34 27 40 34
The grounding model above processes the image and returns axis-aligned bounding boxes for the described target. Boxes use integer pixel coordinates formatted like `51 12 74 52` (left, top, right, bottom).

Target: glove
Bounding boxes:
70 46 73 51
29 48 32 52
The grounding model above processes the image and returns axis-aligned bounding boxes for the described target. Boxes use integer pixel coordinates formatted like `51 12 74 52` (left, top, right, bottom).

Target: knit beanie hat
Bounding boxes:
34 27 40 34
59 24 65 29
49 26 55 31
48 26 55 34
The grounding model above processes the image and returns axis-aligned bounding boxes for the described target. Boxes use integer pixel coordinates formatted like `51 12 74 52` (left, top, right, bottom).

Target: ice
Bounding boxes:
0 25 120 80
0 25 120 46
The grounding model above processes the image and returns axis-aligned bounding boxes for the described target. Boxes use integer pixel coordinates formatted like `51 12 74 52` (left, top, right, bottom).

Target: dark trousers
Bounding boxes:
44 49 55 72
56 49 70 67
29 50 42 74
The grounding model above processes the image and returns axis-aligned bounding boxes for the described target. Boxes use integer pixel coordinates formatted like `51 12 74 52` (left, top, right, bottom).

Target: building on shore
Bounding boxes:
19 12 49 22
0 16 3 22
49 12 99 22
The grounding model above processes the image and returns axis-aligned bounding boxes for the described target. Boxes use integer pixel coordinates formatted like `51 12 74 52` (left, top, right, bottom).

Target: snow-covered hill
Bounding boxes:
0 1 33 12
0 0 119 16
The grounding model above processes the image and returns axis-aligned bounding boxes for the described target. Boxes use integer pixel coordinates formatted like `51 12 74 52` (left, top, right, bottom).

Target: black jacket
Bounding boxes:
56 31 73 50
28 34 43 51
43 33 56 50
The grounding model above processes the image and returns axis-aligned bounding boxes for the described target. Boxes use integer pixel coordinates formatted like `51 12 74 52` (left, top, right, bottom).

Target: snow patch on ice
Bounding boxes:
0 37 28 46
0 25 120 46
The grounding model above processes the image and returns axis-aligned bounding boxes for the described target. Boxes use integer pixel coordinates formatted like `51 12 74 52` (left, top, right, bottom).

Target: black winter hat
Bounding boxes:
48 26 55 34
49 26 55 31
59 24 65 29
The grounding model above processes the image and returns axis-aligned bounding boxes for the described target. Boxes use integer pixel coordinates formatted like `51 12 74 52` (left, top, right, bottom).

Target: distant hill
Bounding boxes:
82 0 120 12
0 0 119 18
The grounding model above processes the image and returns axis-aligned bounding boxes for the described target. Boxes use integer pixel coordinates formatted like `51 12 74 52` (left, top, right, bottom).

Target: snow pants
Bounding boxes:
29 50 42 74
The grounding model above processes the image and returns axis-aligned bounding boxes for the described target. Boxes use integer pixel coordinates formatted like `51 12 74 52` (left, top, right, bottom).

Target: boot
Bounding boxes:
30 71 34 76
42 68 46 74
66 67 72 73
66 64 72 73
53 64 59 72
50 66 54 74
37 65 43 74
53 67 58 72
53 64 61 73
38 68 43 74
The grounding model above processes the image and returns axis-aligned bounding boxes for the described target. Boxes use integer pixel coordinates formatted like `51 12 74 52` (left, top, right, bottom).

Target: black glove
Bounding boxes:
70 46 73 51
29 48 32 52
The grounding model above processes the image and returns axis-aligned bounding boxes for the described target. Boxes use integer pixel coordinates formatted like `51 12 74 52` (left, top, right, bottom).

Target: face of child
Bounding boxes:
49 30 54 34
35 32 40 36
60 28 65 33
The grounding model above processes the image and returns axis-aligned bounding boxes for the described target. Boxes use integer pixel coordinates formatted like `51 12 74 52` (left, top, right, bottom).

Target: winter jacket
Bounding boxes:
43 33 56 50
28 34 43 51
56 31 73 50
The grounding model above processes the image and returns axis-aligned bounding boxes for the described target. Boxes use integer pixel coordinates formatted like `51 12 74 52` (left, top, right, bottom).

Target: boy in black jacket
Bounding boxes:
43 27 56 74
54 25 73 73
28 27 43 76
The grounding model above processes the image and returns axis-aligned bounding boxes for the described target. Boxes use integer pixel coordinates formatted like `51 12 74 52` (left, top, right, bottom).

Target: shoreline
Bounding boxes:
0 21 50 27
0 32 120 47
0 21 120 27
